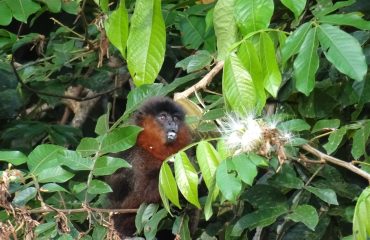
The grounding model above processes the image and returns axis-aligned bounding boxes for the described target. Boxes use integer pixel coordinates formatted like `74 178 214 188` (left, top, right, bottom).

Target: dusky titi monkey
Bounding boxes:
106 96 192 237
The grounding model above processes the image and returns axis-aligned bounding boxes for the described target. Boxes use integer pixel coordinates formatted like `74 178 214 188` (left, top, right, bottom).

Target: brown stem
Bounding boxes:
174 61 224 100
301 144 370 183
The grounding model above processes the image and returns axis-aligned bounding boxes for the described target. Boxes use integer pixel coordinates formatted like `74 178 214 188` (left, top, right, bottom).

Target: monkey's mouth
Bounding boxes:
167 131 177 143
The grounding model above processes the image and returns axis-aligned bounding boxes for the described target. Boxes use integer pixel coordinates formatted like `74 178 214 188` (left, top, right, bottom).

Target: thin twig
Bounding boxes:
29 207 137 214
174 61 224 100
301 144 370 182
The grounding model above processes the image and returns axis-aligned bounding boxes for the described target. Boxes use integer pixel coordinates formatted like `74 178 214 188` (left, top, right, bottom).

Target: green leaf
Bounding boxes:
318 13 370 30
58 150 93 171
281 22 311 64
293 27 319 96
196 141 221 190
35 222 56 236
237 40 266 112
281 0 306 19
95 113 109 136
213 0 238 60
317 24 367 81
12 187 36 206
268 164 304 189
222 53 257 114
144 209 168 240
135 204 148 233
174 152 200 208
231 206 288 236
4 0 41 23
175 50 213 73
105 0 129 58
0 151 27 165
172 215 191 240
353 187 370 240
0 2 12 25
234 0 274 35
61 0 80 15
76 137 100 157
40 0 61 13
87 179 112 194
232 154 257 185
204 178 217 220
38 166 74 183
101 126 141 154
216 158 242 202
127 0 166 86
312 119 340 133
351 122 370 160
178 15 206 50
243 184 288 208
305 186 339 205
287 205 319 231
27 144 64 176
258 32 282 97
40 183 69 193
323 127 347 154
159 162 181 208
278 119 311 132
93 156 131 176
312 0 355 18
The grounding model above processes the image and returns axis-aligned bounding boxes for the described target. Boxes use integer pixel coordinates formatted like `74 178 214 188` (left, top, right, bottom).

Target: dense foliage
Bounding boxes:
0 0 370 239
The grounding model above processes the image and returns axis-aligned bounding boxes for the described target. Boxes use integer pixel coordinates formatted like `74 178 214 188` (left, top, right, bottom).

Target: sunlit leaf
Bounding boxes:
127 0 166 86
159 162 181 208
305 186 339 205
287 205 319 230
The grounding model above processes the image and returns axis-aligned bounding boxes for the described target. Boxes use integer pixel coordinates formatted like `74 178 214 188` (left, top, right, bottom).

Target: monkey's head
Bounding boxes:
135 96 187 143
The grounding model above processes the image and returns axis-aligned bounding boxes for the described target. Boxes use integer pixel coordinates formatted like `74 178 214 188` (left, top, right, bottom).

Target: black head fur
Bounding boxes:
134 96 186 122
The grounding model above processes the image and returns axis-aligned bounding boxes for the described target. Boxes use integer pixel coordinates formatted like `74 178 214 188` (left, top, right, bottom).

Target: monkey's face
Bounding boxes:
156 111 181 144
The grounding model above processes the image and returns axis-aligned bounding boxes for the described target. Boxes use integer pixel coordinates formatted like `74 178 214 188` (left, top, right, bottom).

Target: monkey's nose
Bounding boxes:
167 131 177 142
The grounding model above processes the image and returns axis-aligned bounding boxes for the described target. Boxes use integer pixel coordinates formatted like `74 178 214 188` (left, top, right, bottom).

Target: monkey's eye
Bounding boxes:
173 116 179 122
158 113 167 121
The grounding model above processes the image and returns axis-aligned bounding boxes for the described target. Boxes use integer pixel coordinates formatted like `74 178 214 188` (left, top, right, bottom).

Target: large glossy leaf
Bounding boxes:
87 179 112 194
38 166 74 183
222 53 257 114
278 119 311 132
174 152 200 208
237 40 265 112
0 151 27 165
286 205 319 231
317 24 367 81
95 113 109 136
213 0 238 60
231 206 288 236
76 137 100 157
105 0 129 58
196 141 221 190
93 156 131 176
172 215 191 240
323 127 347 154
159 162 181 208
293 27 319 96
353 187 370 240
351 121 370 160
234 0 274 35
281 22 311 64
281 0 306 19
27 144 64 176
318 13 370 30
127 0 166 86
0 2 12 25
101 126 141 154
232 154 257 185
305 186 339 205
258 32 282 97
175 50 213 73
216 158 242 202
58 150 93 171
178 15 206 50
312 119 340 133
4 0 40 23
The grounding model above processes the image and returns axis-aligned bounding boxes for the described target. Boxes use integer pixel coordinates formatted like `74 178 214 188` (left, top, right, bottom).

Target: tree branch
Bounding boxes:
29 207 137 214
174 61 224 100
301 144 370 182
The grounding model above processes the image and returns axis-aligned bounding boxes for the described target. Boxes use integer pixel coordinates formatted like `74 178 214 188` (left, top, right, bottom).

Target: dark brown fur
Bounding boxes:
106 97 192 237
